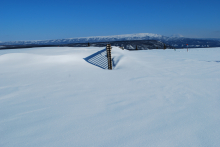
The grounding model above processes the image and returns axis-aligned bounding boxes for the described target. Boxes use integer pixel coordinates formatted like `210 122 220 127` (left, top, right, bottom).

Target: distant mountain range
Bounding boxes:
0 33 220 49
0 40 171 50
68 40 171 50
0 33 168 45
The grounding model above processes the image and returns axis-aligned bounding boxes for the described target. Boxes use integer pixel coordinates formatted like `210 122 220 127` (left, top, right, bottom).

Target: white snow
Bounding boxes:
0 47 220 147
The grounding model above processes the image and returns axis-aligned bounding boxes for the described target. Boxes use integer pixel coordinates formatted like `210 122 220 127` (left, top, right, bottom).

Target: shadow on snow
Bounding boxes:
84 49 108 69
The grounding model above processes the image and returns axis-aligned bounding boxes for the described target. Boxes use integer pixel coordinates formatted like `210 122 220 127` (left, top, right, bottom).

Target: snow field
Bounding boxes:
0 47 220 147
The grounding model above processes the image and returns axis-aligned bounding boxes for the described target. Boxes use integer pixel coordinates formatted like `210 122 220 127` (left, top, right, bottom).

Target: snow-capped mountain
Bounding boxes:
0 33 170 45
1 33 220 48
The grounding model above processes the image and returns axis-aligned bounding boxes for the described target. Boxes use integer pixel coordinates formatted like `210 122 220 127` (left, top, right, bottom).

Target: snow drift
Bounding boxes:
0 47 220 147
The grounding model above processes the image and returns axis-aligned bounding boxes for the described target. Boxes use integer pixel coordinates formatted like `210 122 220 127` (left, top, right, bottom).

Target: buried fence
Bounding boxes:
84 49 108 69
84 44 113 70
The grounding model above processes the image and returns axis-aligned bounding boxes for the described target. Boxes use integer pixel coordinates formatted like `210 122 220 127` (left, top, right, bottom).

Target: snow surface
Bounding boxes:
0 47 220 147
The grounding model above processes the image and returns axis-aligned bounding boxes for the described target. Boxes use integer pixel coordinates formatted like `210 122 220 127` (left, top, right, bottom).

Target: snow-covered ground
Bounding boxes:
0 47 220 147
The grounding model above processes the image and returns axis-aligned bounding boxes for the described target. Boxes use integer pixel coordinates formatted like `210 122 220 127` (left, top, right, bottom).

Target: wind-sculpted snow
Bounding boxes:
0 47 220 147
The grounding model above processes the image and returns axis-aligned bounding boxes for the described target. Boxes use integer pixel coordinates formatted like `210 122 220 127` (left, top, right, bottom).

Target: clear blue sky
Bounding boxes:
1 0 220 41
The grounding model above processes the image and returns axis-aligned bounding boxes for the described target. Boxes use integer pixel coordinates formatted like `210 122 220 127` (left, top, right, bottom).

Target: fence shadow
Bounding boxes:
84 49 108 69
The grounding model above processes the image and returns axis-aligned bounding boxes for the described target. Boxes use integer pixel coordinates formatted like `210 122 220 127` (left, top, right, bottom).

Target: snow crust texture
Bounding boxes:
0 47 220 147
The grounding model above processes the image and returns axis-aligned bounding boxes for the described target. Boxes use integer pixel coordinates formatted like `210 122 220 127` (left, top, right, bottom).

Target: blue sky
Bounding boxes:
0 0 220 41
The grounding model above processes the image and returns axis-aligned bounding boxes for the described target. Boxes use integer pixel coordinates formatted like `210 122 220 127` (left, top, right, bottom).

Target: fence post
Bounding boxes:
106 44 112 70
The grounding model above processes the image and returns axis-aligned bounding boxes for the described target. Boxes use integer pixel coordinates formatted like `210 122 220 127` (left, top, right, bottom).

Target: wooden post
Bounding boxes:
106 44 112 70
